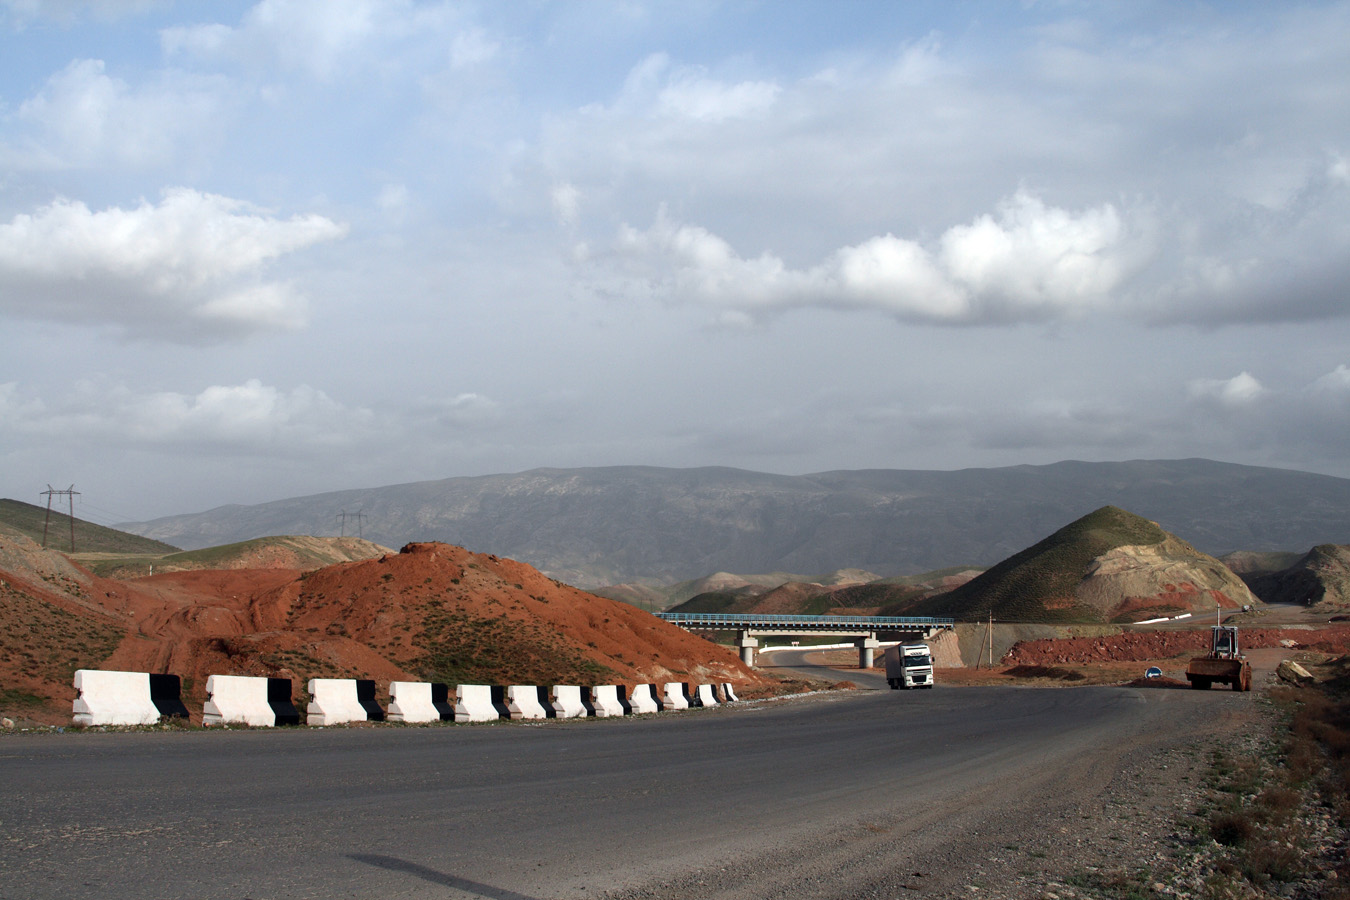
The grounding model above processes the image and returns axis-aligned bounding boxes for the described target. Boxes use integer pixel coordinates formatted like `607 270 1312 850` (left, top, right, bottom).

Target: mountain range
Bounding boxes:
121 459 1350 589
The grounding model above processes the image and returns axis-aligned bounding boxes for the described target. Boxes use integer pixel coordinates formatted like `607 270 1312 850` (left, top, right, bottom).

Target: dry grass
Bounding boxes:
1194 660 1350 897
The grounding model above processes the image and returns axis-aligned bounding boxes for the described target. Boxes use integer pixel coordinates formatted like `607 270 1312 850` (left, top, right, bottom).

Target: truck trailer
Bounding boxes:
884 643 935 689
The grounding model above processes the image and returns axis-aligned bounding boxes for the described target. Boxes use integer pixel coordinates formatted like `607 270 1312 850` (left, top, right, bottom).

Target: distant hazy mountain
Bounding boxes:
120 459 1350 589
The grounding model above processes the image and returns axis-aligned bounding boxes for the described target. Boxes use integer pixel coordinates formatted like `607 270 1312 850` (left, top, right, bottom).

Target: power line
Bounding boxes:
336 509 367 539
40 484 80 551
75 498 149 527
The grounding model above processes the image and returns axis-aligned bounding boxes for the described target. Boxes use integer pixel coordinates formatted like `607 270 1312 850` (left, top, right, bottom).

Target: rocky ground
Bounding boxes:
924 695 1348 900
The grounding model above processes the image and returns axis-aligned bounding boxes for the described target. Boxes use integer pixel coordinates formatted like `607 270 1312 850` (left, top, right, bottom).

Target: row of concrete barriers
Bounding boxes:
71 669 740 727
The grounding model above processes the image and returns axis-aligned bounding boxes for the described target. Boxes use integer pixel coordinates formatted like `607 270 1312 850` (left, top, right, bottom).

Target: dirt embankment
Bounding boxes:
1 537 773 725
1003 626 1350 666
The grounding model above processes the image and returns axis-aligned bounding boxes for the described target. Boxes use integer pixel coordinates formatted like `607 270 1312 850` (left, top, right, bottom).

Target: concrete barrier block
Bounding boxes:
659 683 688 711
694 684 719 707
203 675 276 727
149 674 190 720
454 684 500 723
268 678 301 725
307 678 368 726
389 682 440 724
718 683 740 703
552 685 588 718
625 684 658 714
589 685 624 717
507 685 553 720
681 683 703 708
355 679 385 722
72 670 160 726
430 683 454 721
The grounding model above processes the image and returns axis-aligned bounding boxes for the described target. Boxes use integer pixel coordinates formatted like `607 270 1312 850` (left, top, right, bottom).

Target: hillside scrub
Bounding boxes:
914 506 1169 621
1173 659 1350 898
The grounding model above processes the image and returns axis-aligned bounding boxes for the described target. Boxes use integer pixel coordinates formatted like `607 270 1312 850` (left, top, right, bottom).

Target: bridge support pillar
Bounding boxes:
856 635 880 669
738 633 759 666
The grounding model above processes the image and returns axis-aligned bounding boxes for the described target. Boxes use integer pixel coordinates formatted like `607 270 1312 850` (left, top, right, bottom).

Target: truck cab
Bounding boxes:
884 643 935 690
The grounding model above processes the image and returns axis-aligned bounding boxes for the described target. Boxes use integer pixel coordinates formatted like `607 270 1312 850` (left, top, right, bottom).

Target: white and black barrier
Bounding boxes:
624 684 659 714
658 682 689 711
203 675 300 727
455 684 511 722
388 681 453 723
507 685 554 720
307 678 385 726
589 685 625 717
72 670 189 726
551 685 589 718
73 670 738 728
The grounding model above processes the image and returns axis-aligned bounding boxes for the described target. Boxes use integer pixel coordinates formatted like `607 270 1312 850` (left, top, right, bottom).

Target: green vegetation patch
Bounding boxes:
155 537 297 568
0 687 48 708
0 583 125 685
0 498 179 555
915 506 1167 622
669 590 753 615
411 607 614 686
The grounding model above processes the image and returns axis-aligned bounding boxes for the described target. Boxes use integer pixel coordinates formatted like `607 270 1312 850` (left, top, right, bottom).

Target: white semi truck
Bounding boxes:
884 643 935 689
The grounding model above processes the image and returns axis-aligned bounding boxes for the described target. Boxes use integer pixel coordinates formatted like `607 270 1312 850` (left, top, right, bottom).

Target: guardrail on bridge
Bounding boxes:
656 613 954 631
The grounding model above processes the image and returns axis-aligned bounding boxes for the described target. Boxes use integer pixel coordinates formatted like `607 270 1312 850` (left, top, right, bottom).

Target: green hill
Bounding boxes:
909 506 1169 622
669 586 768 615
0 499 179 555
82 534 391 578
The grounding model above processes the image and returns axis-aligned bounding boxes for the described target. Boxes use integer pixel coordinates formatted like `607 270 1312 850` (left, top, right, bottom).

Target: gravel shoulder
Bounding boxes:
597 687 1255 900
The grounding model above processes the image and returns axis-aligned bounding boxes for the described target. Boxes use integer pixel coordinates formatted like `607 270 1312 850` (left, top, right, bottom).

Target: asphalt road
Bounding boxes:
1 684 1243 900
758 646 892 688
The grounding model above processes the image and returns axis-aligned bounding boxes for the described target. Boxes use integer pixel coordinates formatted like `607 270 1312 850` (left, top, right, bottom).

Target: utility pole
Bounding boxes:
988 610 994 668
978 610 994 668
40 485 80 551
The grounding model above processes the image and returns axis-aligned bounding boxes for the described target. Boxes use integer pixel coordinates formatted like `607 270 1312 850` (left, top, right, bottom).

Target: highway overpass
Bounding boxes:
656 613 955 667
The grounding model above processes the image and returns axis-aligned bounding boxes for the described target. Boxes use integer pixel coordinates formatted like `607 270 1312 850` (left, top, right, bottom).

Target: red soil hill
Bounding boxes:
1 538 770 724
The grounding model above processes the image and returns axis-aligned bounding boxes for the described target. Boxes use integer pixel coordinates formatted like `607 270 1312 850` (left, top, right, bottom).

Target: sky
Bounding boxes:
2 0 1349 525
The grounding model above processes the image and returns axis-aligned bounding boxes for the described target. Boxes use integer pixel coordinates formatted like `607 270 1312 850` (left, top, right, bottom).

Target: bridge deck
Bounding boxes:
656 612 954 632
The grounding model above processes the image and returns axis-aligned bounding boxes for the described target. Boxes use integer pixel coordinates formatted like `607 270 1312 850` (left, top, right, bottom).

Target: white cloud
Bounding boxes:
1189 372 1268 408
551 182 581 226
7 58 230 169
524 7 1350 330
600 192 1132 325
448 26 498 69
1312 364 1350 396
0 188 347 339
424 392 500 428
161 0 491 82
601 53 780 123
657 70 780 122
0 379 371 450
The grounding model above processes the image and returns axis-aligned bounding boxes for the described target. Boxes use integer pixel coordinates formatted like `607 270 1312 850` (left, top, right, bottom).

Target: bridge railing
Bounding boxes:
656 612 954 630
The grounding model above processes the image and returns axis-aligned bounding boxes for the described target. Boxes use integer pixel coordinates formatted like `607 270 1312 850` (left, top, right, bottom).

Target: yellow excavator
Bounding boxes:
1186 624 1252 691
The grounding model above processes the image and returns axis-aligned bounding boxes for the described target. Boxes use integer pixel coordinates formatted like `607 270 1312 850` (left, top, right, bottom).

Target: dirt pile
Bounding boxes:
1003 626 1350 666
0 539 771 724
